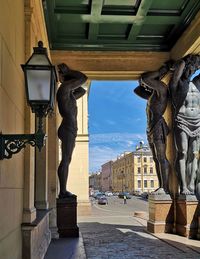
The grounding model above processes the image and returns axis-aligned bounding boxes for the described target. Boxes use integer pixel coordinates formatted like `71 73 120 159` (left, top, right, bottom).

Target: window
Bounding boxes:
144 167 147 174
137 157 141 163
144 180 147 188
138 180 141 188
151 180 154 188
150 157 153 163
137 167 141 174
150 167 153 174
144 157 147 163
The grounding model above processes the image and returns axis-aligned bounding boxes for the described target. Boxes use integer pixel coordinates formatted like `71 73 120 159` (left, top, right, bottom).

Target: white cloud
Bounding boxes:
89 145 121 172
89 132 147 172
89 132 146 145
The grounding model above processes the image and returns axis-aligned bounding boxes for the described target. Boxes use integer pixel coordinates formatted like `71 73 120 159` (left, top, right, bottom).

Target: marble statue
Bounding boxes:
169 54 200 196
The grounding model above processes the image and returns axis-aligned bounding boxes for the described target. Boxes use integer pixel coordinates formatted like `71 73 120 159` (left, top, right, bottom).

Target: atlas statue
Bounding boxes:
57 63 87 199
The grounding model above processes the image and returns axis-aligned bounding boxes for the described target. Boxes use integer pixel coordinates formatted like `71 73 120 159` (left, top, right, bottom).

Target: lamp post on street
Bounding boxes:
121 170 125 192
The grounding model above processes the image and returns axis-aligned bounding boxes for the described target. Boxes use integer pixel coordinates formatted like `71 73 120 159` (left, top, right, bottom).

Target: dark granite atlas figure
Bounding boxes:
57 63 87 199
169 54 200 196
134 63 172 194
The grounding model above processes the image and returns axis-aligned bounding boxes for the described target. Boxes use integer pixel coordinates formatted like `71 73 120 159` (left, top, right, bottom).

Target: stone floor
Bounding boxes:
45 216 200 259
78 216 200 259
45 197 200 258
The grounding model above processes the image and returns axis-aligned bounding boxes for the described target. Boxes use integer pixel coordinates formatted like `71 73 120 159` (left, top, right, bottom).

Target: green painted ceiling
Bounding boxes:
43 0 200 51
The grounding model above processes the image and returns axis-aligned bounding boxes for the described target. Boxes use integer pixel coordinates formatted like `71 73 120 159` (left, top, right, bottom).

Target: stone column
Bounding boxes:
67 81 91 215
22 5 36 223
48 111 59 236
35 118 49 210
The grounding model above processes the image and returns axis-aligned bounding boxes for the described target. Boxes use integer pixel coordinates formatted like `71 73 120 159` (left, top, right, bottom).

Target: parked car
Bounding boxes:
118 192 132 199
141 192 149 199
94 192 104 199
105 191 113 196
98 197 108 205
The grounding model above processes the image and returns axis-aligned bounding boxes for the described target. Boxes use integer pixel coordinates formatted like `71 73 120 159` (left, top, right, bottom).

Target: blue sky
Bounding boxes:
88 80 147 172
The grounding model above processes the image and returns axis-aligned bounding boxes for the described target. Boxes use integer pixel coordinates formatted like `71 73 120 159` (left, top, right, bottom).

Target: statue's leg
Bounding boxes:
174 127 190 194
149 143 162 187
58 142 69 196
188 137 198 193
154 141 170 194
58 132 76 198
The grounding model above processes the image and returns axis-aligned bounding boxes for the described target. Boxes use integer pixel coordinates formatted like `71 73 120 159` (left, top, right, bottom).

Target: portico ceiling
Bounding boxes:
43 0 200 51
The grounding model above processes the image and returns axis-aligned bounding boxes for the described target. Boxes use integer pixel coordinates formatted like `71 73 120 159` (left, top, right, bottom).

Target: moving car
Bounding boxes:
118 192 132 199
98 197 108 205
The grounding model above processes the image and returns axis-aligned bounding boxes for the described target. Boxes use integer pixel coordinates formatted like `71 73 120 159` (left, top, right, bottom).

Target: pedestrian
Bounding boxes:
123 195 127 204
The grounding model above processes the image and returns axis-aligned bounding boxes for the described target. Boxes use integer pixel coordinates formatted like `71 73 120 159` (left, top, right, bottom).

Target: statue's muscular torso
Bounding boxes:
57 86 78 138
146 87 168 132
178 82 200 118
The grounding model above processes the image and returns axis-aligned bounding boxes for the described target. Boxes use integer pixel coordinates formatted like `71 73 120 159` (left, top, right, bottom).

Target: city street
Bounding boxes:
89 195 148 217
78 196 200 259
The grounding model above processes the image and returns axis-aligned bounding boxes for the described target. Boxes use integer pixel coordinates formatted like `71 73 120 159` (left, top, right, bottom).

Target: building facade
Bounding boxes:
89 172 102 192
133 144 158 194
101 161 113 192
112 144 158 194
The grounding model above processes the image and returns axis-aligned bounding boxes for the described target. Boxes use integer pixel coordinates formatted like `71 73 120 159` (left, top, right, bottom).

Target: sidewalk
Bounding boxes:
78 215 200 259
45 215 200 259
44 233 86 259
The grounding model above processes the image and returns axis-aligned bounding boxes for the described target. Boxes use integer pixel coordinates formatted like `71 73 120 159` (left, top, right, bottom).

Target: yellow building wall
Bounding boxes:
0 1 25 258
133 155 158 193
112 151 158 194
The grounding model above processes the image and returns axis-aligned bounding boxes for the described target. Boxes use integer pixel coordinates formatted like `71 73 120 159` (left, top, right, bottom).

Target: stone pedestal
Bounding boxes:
176 194 200 238
147 194 174 233
57 196 79 238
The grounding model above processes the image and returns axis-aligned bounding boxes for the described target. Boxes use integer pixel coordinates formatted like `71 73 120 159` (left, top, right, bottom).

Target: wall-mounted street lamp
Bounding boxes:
0 41 57 160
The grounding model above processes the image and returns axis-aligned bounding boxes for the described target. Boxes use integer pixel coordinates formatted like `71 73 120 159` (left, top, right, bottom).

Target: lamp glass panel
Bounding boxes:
28 54 50 65
27 70 51 101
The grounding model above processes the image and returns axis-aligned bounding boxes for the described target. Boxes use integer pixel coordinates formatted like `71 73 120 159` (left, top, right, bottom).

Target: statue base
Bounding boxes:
56 196 79 238
176 194 200 238
147 193 174 233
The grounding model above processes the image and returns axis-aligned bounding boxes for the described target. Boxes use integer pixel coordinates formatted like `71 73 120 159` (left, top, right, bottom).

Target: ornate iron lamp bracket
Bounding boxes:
0 131 46 160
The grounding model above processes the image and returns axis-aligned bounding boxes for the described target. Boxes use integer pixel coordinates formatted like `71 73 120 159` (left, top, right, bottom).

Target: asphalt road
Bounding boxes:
89 195 148 217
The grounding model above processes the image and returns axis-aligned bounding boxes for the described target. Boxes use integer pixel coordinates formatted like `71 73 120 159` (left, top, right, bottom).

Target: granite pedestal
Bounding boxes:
147 193 174 233
57 196 79 238
176 194 200 238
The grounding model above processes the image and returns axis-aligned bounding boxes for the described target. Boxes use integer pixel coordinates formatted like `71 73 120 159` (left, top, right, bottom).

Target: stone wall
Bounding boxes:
0 1 25 258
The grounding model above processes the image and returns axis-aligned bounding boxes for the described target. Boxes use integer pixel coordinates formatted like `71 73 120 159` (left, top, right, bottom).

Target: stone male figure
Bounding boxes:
57 63 87 199
169 54 200 195
134 63 171 194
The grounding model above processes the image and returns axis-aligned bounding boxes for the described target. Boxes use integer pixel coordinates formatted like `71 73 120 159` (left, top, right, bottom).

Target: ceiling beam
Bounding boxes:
170 10 200 59
128 0 153 41
88 0 103 40
51 50 170 80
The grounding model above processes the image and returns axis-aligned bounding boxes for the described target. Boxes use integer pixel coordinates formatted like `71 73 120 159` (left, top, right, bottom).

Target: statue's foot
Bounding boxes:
188 184 195 194
181 188 194 195
59 191 76 199
152 188 167 195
